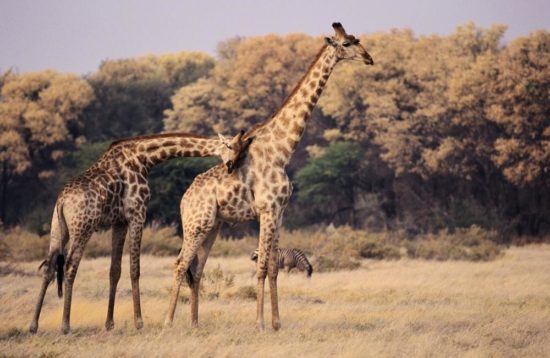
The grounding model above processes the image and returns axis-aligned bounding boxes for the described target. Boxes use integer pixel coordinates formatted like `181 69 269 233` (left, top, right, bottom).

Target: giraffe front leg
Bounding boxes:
269 229 281 331
128 221 144 330
256 211 278 332
105 223 128 331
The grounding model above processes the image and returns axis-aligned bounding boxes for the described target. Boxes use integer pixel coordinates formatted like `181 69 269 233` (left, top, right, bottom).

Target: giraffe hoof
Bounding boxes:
29 323 38 334
105 320 114 331
163 318 173 328
272 320 281 331
135 318 144 330
61 325 70 335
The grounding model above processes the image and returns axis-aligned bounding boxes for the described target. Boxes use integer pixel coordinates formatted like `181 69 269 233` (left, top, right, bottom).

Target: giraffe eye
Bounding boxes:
342 41 351 47
226 144 233 150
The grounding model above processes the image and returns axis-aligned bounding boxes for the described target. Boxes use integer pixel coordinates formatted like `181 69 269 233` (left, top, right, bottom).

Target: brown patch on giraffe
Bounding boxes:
308 81 316 89
291 121 304 137
312 70 320 78
275 143 290 158
286 137 297 150
276 126 289 140
139 187 149 197
310 94 319 103
146 145 160 153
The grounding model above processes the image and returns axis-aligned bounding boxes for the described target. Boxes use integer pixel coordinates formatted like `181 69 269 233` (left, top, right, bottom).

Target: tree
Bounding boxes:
164 33 322 135
0 70 93 225
84 52 215 141
293 141 392 228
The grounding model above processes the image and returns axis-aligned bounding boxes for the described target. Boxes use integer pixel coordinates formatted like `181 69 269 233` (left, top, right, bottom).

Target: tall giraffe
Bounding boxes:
29 131 251 334
164 23 373 331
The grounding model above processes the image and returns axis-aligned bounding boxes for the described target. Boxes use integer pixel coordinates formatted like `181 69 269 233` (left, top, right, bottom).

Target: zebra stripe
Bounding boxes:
251 247 313 277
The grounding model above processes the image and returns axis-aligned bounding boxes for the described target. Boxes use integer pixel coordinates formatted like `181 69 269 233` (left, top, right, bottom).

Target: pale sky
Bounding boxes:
1 0 548 74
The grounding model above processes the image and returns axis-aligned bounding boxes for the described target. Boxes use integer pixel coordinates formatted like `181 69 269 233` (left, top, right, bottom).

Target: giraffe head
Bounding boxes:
217 130 253 173
325 22 374 65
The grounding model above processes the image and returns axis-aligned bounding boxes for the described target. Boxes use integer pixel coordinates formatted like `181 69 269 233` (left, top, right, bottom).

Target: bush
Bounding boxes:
356 233 402 260
227 285 257 301
0 227 49 262
209 236 257 257
406 225 502 261
201 265 235 299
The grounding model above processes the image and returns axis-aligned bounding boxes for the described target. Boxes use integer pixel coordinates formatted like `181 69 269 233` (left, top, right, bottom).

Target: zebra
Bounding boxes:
251 248 313 277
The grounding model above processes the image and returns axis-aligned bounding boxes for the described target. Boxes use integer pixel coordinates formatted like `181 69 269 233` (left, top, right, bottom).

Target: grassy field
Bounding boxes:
1 245 549 357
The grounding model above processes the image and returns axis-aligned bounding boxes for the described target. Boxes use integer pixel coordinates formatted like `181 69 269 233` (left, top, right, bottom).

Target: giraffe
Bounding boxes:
29 130 252 334
164 23 373 331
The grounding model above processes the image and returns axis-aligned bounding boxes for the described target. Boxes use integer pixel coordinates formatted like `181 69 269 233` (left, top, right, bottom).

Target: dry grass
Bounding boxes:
1 245 549 357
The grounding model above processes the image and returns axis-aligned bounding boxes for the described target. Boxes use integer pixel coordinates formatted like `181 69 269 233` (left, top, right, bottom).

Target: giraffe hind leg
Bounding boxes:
105 223 128 331
29 258 55 333
189 222 221 328
61 229 93 334
164 224 216 327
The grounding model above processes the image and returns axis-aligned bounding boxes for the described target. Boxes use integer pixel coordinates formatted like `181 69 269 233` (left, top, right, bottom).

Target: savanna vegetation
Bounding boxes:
1 245 549 356
1 23 548 243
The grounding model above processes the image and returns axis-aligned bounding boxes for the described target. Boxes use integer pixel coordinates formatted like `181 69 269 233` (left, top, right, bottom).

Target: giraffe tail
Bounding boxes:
55 201 69 298
56 254 65 298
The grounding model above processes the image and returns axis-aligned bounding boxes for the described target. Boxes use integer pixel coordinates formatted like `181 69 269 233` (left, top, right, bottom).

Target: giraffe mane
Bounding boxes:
243 44 329 140
109 132 209 148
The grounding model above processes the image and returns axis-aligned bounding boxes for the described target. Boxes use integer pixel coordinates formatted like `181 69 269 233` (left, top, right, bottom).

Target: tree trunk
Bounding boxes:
1 161 7 225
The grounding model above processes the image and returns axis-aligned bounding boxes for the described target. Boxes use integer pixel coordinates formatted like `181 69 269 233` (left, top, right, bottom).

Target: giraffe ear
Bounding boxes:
218 133 229 144
325 37 336 47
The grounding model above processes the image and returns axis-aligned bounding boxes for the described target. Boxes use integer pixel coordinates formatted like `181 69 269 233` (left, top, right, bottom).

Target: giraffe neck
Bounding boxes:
115 134 220 170
252 45 337 167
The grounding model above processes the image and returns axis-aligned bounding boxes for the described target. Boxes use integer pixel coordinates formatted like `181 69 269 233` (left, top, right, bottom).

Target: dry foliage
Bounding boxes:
0 246 549 356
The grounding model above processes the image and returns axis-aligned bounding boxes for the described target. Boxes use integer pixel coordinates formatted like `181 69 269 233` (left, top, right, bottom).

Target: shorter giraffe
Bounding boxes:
29 130 251 334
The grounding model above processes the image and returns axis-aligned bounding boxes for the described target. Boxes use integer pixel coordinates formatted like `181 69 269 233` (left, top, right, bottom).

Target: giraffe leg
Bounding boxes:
256 212 278 332
127 220 145 330
189 222 221 328
268 228 281 331
164 237 204 327
29 259 55 333
105 223 128 331
62 231 92 334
